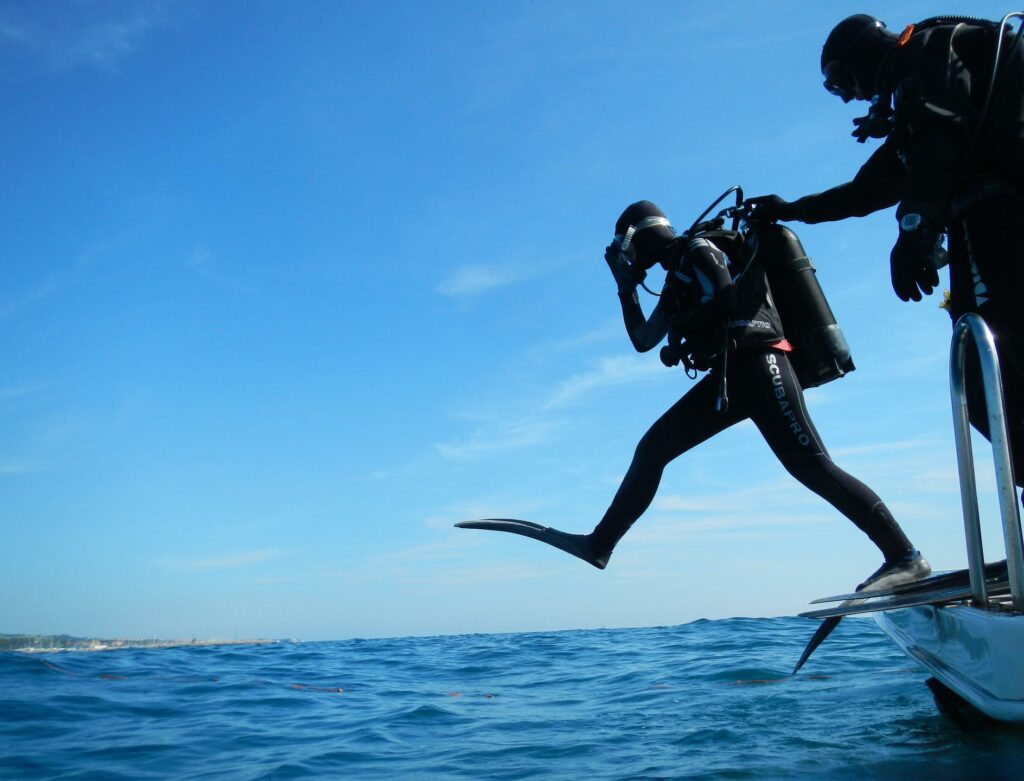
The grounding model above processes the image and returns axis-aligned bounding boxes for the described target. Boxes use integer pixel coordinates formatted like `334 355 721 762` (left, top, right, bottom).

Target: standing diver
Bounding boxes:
458 200 930 593
747 13 1024 490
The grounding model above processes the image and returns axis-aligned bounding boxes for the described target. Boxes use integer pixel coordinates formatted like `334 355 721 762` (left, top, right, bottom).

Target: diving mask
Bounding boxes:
613 215 675 270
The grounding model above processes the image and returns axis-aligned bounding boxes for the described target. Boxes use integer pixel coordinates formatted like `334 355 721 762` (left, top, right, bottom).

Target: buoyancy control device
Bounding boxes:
659 186 856 390
755 222 855 388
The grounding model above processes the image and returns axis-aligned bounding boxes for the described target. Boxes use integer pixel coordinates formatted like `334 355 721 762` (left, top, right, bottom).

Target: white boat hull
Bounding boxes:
874 604 1024 723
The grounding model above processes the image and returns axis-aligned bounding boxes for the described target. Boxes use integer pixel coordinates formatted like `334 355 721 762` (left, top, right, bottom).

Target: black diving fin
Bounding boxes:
792 588 874 675
808 560 1008 604
792 614 845 675
792 562 1012 674
791 575 1016 674
455 518 610 570
799 579 1011 620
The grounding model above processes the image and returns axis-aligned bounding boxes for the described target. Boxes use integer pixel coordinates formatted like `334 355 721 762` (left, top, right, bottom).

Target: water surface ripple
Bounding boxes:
2 617 1022 779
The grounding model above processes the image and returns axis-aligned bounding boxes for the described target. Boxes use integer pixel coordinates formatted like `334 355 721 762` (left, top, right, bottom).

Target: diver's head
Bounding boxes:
821 15 897 102
613 201 677 271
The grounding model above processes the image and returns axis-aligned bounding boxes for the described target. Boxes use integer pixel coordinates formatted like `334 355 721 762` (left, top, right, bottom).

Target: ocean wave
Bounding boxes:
2 617 1023 779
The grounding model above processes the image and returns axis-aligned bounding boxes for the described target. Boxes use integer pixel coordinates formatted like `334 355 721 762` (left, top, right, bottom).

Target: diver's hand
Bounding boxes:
889 215 943 302
744 194 798 223
604 244 641 292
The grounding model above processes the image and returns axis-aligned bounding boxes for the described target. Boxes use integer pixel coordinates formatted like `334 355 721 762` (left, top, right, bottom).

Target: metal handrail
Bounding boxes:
949 313 1024 609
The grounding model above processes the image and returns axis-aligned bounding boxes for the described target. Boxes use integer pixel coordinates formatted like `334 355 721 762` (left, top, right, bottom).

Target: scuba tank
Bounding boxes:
756 223 855 388
653 186 855 391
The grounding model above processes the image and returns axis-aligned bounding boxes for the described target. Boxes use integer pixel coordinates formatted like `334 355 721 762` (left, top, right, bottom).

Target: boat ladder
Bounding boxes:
949 313 1024 609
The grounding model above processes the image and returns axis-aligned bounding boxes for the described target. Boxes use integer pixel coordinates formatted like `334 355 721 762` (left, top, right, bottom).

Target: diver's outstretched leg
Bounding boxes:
456 374 738 568
587 374 740 564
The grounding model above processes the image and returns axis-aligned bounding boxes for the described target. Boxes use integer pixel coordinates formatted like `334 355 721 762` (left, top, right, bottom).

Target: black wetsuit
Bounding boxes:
783 19 1024 478
590 234 914 561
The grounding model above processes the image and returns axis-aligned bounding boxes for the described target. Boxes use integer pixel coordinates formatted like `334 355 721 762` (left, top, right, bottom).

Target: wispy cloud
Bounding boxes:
655 495 761 514
1 229 149 319
544 354 666 409
327 556 555 588
1 1 173 71
377 534 482 565
165 549 284 571
435 262 537 298
436 416 558 459
0 462 42 476
631 512 831 545
0 385 46 403
829 436 946 459
0 271 84 319
79 14 164 67
422 497 548 530
654 475 826 518
399 561 556 587
310 528 557 588
525 320 622 359
436 345 672 459
0 20 34 46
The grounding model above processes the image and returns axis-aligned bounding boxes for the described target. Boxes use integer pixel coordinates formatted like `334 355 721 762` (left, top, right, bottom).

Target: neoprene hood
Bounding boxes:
614 201 676 269
821 14 898 100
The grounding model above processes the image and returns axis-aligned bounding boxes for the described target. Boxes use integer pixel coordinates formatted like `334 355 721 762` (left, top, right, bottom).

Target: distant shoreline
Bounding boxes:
0 634 288 653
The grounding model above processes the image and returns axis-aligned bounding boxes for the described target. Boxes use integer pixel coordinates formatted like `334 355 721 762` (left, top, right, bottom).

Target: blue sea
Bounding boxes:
2 617 1023 780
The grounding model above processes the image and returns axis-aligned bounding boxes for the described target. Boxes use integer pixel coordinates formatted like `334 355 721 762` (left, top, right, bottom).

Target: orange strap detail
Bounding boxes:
897 24 915 47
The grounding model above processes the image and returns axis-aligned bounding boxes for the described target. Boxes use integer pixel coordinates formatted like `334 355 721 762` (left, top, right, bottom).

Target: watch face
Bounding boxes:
900 213 923 232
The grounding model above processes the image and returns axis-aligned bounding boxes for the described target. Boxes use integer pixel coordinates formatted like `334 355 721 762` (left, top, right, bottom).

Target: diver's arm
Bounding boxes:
618 289 670 353
611 240 742 352
789 139 904 223
604 243 671 352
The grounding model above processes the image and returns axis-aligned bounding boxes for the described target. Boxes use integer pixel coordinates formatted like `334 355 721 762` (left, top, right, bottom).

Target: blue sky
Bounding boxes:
1 0 1016 641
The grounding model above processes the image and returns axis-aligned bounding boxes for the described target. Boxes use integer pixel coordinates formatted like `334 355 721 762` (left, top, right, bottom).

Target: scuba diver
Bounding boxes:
458 200 930 593
747 13 1024 483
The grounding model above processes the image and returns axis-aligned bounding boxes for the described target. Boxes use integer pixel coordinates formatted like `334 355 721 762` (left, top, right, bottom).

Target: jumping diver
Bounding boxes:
458 201 930 593
747 13 1024 487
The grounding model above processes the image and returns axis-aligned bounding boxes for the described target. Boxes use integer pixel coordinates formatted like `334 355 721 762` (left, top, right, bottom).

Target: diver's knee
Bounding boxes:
780 452 834 487
634 425 669 468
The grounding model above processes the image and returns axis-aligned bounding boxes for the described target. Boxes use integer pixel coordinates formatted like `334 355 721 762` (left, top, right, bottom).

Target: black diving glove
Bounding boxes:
889 214 944 302
744 195 798 223
604 243 644 293
660 345 681 367
851 98 894 143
